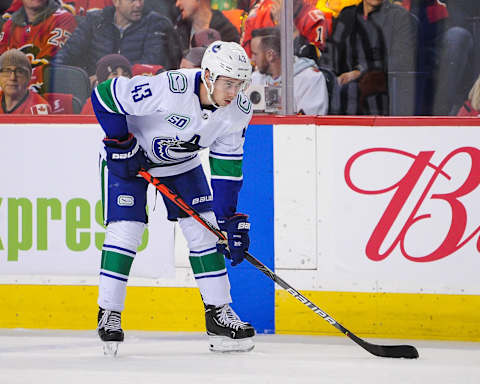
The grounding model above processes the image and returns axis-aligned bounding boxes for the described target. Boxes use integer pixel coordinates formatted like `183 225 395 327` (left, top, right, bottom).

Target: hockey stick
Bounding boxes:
139 170 419 359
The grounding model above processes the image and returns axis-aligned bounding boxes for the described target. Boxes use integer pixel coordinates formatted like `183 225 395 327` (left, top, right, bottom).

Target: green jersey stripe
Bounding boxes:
100 159 107 224
209 157 243 178
96 79 119 113
101 250 134 276
189 252 226 275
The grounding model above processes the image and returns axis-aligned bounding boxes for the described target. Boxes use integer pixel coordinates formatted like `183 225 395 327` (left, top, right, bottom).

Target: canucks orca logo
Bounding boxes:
152 135 202 164
212 44 221 53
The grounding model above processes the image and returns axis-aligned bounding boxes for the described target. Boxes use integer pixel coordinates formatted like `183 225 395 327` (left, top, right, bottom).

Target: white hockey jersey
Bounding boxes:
94 68 253 178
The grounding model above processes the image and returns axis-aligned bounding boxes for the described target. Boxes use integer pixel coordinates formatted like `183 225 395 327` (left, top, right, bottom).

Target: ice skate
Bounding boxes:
97 307 124 357
205 304 255 352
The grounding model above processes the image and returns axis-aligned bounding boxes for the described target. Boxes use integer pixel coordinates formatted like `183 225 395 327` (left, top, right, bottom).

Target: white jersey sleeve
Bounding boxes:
94 71 189 116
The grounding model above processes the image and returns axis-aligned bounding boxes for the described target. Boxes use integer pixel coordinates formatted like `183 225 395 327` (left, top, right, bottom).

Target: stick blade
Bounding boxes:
365 344 419 359
349 334 419 359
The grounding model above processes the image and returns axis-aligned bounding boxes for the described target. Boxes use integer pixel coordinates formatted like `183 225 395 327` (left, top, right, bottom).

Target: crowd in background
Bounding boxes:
0 0 478 116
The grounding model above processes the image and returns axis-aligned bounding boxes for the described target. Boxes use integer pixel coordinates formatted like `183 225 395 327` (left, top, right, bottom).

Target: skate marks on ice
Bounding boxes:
0 330 479 384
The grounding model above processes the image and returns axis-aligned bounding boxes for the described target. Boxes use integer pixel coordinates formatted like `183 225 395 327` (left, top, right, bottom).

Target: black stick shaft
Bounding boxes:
139 170 419 359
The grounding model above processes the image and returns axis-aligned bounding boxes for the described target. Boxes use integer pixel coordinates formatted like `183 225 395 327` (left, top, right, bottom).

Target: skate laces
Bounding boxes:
216 304 249 331
98 310 122 332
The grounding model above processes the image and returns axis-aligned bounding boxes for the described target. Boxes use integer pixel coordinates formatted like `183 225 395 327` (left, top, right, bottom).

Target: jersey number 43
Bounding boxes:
131 83 152 102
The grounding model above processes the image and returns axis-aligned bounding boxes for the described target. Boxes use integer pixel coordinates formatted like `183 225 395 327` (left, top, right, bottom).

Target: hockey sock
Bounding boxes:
98 220 145 312
179 212 232 306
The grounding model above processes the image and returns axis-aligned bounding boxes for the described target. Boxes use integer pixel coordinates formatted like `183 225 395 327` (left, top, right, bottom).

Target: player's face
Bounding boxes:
250 37 270 75
175 0 199 20
0 66 30 98
212 76 245 107
114 0 144 23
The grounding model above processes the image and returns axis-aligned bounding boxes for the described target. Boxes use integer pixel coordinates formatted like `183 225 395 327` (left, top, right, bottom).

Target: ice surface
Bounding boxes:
0 330 479 384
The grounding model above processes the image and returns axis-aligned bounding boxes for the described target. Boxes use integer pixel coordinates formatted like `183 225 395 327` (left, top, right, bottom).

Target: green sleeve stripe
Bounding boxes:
96 79 120 113
209 157 243 178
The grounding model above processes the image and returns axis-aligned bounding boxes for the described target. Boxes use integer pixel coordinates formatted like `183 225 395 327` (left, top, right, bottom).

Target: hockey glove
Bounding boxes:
103 133 150 179
216 213 250 266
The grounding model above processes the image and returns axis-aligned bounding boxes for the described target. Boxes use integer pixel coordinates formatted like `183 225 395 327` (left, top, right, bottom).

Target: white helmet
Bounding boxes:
201 41 252 107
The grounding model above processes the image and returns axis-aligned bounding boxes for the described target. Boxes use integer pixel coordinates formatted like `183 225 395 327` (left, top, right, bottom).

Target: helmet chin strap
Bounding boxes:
201 72 222 109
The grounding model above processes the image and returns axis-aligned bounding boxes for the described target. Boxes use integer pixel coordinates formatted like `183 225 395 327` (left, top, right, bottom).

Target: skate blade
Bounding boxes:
208 335 255 353
102 341 120 357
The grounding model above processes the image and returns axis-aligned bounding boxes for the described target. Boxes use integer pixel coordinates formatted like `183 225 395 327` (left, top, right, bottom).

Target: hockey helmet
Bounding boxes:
201 41 252 107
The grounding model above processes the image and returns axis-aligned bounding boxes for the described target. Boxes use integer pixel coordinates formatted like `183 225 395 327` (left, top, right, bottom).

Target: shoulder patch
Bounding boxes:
167 71 188 94
236 93 251 114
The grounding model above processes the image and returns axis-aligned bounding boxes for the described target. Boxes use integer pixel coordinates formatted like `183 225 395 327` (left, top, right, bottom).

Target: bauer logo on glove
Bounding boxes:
237 222 250 230
103 133 151 179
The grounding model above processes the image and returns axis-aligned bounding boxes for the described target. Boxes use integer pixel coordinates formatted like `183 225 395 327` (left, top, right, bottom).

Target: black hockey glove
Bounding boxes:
216 213 250 266
103 133 151 179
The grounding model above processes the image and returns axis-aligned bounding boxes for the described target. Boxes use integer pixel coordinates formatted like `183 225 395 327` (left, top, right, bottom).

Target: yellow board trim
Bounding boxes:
2 285 480 342
276 290 480 342
0 285 205 331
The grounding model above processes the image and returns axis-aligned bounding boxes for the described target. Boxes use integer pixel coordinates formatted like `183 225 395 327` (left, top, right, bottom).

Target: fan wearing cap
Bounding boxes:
91 41 256 355
191 28 221 48
0 49 51 114
180 46 206 69
81 53 132 114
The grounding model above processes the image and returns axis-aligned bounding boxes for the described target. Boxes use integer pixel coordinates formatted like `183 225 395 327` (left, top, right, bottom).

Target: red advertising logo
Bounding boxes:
344 147 480 262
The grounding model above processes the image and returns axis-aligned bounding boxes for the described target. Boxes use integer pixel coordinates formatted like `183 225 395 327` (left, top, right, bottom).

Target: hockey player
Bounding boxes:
92 40 255 355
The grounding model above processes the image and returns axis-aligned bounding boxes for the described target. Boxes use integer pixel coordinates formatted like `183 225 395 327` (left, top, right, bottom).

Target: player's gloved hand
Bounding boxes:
216 213 250 266
103 133 151 179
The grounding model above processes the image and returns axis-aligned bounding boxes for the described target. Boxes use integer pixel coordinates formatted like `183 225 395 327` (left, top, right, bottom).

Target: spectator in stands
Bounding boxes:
54 0 182 86
191 28 221 48
0 49 51 114
457 74 480 116
250 27 329 115
241 0 331 58
392 0 479 115
180 46 206 68
0 0 77 92
144 0 178 23
1 0 82 22
175 0 239 52
432 0 478 115
326 0 417 115
81 53 131 114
